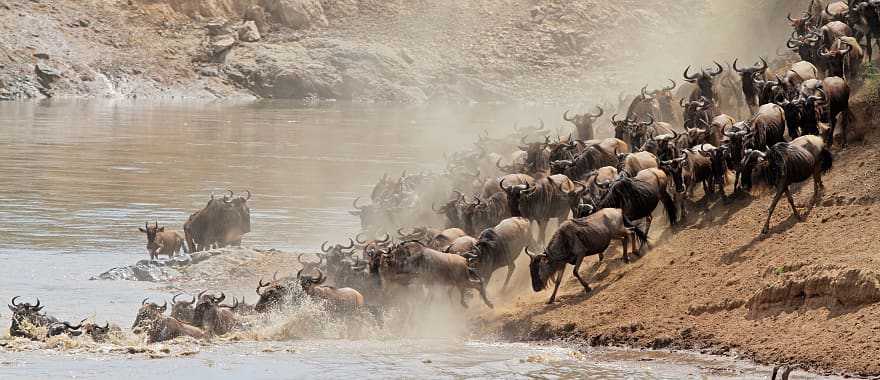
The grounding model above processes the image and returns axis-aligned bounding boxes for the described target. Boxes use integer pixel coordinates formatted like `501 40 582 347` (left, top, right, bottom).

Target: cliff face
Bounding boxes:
0 0 807 103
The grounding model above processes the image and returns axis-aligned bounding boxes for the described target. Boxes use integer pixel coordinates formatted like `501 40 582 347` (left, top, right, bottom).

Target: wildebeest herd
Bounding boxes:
8 1 867 347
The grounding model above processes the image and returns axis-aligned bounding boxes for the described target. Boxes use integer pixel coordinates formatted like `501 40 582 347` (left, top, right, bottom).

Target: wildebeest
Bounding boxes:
192 292 238 336
563 106 604 140
751 103 787 149
819 37 863 80
81 321 114 342
8 297 82 340
500 174 574 245
461 191 511 237
170 293 197 324
817 76 852 147
255 273 302 313
591 168 678 234
619 151 659 177
184 191 252 252
138 220 185 260
740 135 833 234
387 241 493 308
467 217 533 291
298 269 366 311
444 235 478 255
526 208 647 304
132 299 206 343
682 62 723 111
848 0 880 62
550 138 627 180
732 58 769 114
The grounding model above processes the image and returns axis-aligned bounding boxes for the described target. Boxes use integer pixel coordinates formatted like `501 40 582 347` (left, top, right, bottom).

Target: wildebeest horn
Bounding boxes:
732 58 743 73
563 110 575 121
216 292 225 303
142 297 149 306
524 247 537 259
499 178 510 191
709 61 723 76
297 253 307 264
355 232 367 244
757 57 768 71
10 296 19 306
272 271 278 281
683 65 699 81
640 115 655 126
314 268 326 284
378 233 390 243
257 278 269 294
172 293 184 304
241 190 252 200
641 85 649 98
352 197 366 210
224 190 234 201
572 180 587 193
343 238 355 249
591 105 604 118
296 269 303 279
34 298 40 309
663 79 676 91
198 290 206 302
321 241 331 252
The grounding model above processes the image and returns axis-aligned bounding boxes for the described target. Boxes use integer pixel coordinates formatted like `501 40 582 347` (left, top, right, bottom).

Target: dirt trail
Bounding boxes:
478 91 880 376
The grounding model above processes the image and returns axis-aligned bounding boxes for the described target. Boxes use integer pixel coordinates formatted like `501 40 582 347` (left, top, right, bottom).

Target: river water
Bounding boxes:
0 100 830 379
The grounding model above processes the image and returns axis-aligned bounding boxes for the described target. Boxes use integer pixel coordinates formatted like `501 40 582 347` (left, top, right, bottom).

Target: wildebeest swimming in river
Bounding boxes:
184 190 252 252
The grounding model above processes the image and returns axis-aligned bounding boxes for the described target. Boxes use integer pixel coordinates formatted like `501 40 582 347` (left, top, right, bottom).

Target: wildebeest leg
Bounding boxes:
762 187 786 234
476 280 493 309
813 172 823 202
784 188 802 221
537 219 549 247
571 258 591 294
547 266 566 304
644 215 653 239
621 235 630 263
502 255 516 290
630 230 639 256
457 287 469 309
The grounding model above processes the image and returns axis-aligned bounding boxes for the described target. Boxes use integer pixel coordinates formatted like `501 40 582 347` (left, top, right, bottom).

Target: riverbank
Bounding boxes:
476 84 880 377
0 0 796 104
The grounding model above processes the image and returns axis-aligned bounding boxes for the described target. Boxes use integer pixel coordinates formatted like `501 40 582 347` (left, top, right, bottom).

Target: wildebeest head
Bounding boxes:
138 220 164 255
170 293 197 323
82 321 112 342
193 291 226 327
433 191 467 228
297 268 328 292
499 178 531 217
611 114 635 141
739 149 769 192
132 298 166 330
223 190 251 234
732 58 768 98
525 248 556 292
683 62 723 100
8 296 45 337
563 106 604 140
659 155 688 193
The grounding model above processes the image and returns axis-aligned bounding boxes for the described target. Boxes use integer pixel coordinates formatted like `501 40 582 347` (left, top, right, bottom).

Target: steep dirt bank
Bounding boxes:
1 0 797 103
477 88 880 377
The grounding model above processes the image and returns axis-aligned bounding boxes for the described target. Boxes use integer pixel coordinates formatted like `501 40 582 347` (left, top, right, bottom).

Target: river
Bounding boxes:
0 100 832 379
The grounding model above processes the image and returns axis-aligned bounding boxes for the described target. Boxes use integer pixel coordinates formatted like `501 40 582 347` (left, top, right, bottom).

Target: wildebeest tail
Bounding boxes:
819 146 833 173
622 215 649 247
659 187 677 225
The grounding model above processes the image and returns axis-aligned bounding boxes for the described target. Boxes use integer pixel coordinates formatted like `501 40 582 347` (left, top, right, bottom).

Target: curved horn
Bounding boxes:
663 79 676 91
525 247 537 259
242 190 252 200
321 241 331 252
11 296 19 306
315 268 326 284
216 292 225 303
352 197 366 210
756 57 768 71
641 85 649 98
611 113 620 123
355 232 367 244
732 58 743 73
172 293 184 304
683 65 699 80
563 110 575 121
591 105 604 118
297 253 307 264
34 298 40 309
343 238 355 249
378 233 390 243
296 269 303 279
142 297 149 306
709 61 724 76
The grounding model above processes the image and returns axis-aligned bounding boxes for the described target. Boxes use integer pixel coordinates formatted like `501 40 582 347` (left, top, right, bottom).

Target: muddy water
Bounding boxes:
0 100 830 379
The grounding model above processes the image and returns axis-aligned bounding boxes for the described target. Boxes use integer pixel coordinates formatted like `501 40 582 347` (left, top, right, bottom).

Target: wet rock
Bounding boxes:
93 261 180 282
238 21 261 42
34 62 62 84
199 66 220 77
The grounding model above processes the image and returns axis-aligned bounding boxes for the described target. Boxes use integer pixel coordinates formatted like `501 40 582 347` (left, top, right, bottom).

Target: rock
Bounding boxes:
34 62 62 84
261 0 328 29
33 52 49 60
244 5 270 34
77 19 90 27
91 267 135 281
91 262 179 282
238 21 261 42
199 66 220 77
210 35 236 55
205 21 231 36
190 251 215 264
167 254 193 267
